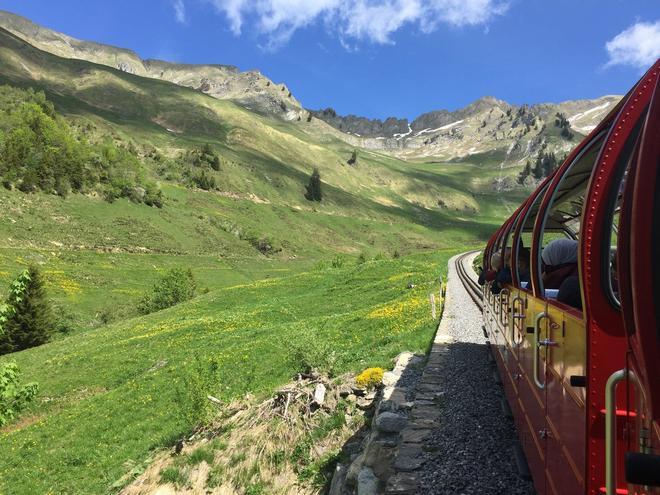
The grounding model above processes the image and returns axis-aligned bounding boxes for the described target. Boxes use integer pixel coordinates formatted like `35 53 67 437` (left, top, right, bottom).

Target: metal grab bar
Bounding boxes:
605 369 645 495
500 289 510 326
533 312 549 389
511 296 524 346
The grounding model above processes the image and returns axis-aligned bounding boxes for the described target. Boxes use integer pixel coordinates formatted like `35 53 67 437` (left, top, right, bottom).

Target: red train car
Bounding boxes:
481 60 660 495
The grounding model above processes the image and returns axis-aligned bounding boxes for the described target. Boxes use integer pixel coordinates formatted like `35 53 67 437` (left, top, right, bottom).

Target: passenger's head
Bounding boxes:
490 252 502 270
504 247 512 267
518 247 531 272
541 239 578 269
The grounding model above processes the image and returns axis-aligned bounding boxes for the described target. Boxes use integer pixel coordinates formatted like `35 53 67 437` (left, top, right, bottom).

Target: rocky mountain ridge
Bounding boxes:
0 10 305 120
0 9 622 168
316 94 621 165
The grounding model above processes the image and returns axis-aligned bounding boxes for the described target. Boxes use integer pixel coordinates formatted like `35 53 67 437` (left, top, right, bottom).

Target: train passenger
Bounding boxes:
557 275 582 310
517 247 531 283
541 239 579 290
478 252 501 286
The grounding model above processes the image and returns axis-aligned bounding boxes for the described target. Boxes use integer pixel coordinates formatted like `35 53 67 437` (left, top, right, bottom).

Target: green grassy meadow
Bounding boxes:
1 251 453 494
0 26 526 494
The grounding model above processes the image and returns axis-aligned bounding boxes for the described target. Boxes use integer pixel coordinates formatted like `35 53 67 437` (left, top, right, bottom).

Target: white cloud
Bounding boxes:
207 0 508 49
605 21 660 69
173 0 187 24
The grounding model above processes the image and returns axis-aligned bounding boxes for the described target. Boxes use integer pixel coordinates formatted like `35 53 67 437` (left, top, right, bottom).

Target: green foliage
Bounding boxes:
0 266 53 355
288 339 339 377
0 361 38 427
554 112 574 140
304 168 322 201
517 160 532 185
347 149 358 166
532 149 558 180
137 268 197 315
174 355 221 428
0 86 162 206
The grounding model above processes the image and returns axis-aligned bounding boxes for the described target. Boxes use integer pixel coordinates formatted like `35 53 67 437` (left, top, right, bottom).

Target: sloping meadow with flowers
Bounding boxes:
0 249 454 493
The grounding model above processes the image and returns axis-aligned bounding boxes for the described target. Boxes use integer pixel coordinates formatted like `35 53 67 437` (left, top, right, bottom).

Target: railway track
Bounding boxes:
454 250 483 311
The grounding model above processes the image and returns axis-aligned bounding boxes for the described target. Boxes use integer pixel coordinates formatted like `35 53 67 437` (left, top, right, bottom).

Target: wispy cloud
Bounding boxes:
605 20 660 69
173 0 187 24
206 0 508 50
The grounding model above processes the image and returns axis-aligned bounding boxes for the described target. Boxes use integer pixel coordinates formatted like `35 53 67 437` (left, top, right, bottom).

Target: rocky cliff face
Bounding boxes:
312 95 620 164
0 10 305 120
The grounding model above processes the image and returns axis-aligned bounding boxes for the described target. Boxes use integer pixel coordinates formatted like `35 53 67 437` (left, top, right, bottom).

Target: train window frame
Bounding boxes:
535 130 609 304
601 109 646 309
506 208 526 287
516 184 550 294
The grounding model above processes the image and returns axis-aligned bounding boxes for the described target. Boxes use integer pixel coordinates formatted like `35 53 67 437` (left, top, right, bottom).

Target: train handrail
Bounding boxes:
511 296 524 346
499 288 510 327
605 368 645 495
533 312 549 389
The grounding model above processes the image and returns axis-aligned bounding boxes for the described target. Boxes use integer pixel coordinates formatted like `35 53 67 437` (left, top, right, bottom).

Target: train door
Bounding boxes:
582 61 659 495
617 70 660 494
514 185 551 495
534 130 608 495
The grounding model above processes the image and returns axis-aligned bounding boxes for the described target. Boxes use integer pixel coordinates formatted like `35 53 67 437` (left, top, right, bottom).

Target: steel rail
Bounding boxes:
454 251 483 311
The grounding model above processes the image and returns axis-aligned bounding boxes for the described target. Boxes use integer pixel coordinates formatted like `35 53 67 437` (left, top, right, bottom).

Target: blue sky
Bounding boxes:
0 0 658 120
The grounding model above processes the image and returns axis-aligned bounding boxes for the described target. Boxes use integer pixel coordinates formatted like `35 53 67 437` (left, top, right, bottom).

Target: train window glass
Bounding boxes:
538 131 608 309
604 109 646 308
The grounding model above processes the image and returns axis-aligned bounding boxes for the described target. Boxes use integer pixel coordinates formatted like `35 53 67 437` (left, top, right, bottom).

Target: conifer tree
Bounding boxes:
517 160 531 185
0 266 53 355
304 168 322 202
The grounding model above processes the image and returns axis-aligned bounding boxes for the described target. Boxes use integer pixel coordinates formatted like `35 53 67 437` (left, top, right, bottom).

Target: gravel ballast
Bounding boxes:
416 253 535 495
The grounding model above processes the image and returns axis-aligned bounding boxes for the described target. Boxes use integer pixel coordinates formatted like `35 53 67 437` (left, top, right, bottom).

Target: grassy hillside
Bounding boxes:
0 25 524 494
1 252 450 493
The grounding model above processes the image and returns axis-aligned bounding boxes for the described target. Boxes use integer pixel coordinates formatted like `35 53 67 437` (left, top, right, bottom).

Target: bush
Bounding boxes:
174 356 221 428
0 362 38 427
137 268 196 315
288 340 339 377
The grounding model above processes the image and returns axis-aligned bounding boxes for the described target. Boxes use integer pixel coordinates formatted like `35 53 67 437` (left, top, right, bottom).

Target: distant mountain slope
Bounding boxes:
0 10 305 120
312 96 620 165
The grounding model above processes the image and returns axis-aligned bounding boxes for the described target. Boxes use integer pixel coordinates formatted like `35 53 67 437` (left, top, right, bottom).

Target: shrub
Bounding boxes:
137 268 196 315
0 266 53 355
288 340 339 377
0 362 38 427
355 367 384 389
174 355 221 428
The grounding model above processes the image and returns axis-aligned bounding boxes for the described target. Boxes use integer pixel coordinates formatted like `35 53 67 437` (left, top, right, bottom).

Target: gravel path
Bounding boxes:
417 253 535 495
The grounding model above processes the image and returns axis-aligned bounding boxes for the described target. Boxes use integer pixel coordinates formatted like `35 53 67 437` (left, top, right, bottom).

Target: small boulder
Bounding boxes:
357 467 378 495
374 411 407 433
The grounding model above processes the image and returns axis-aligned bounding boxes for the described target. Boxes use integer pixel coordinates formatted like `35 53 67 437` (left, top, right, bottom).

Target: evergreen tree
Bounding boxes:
304 168 322 202
517 161 532 185
0 266 53 355
347 149 358 166
542 152 558 177
532 153 544 180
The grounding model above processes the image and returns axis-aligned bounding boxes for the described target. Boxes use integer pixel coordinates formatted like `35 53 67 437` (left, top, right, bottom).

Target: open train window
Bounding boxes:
537 131 608 310
516 184 549 292
504 209 525 286
603 109 646 308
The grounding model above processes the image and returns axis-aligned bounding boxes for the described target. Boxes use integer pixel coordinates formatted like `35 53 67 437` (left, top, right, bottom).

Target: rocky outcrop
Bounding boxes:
0 10 305 120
